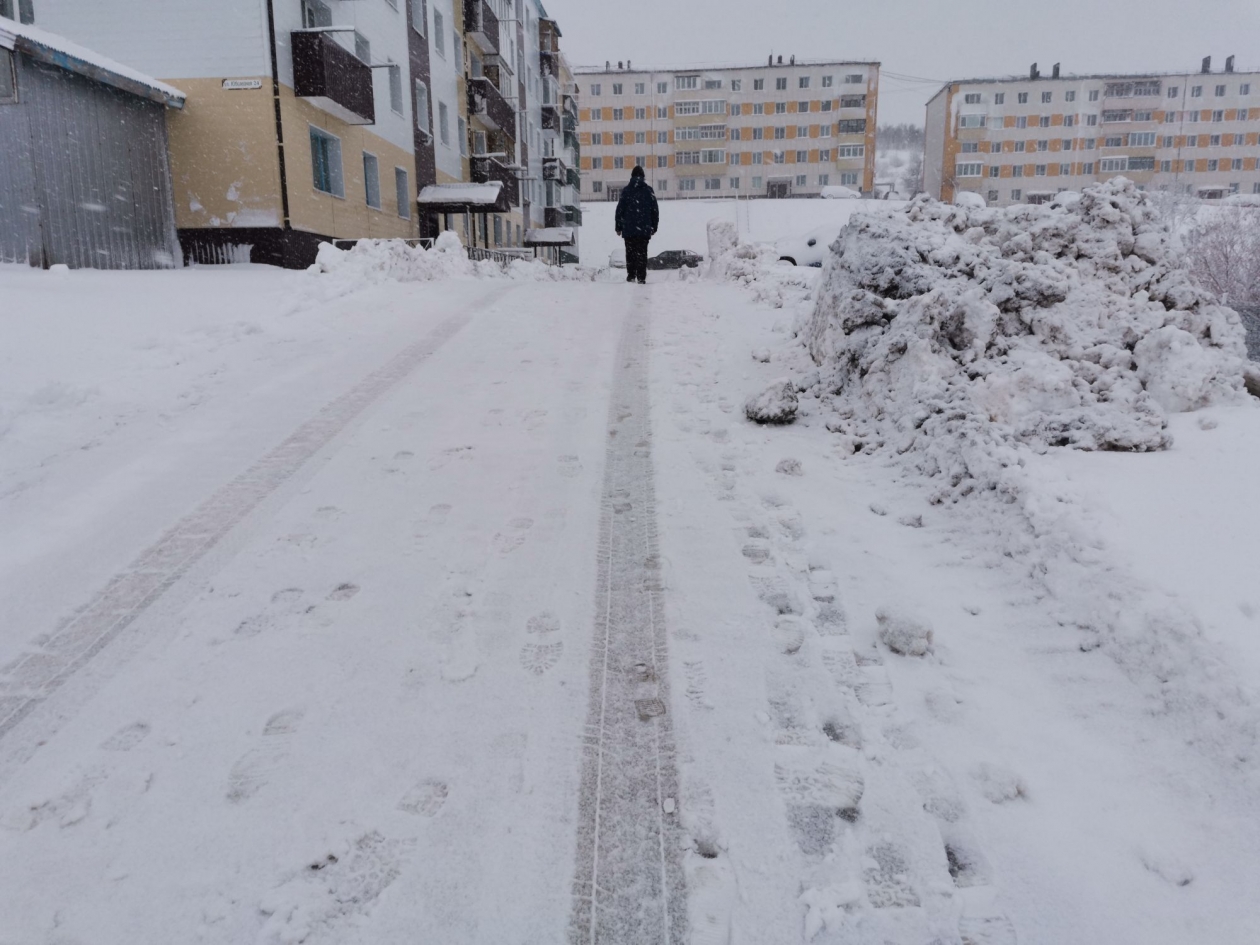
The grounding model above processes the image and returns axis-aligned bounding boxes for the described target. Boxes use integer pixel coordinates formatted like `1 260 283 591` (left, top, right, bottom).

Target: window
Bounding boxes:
1135 110 1153 122
1129 156 1156 170
635 82 645 94
303 0 332 28
1062 138 1073 149
658 180 668 191
837 144 864 158
1207 158 1219 171
752 152 762 164
1215 84 1226 97
773 126 786 140
753 103 764 115
773 151 785 163
705 79 723 89
1018 92 1029 104
613 108 624 120
675 101 699 116
704 177 721 190
701 100 727 115
1012 166 1024 177
819 149 831 161
1064 115 1075 127
956 162 983 177
1191 85 1202 98
676 75 699 90
591 83 602 96
590 108 602 121
844 74 864 84
309 126 344 197
753 78 765 91
1105 136 1123 147
1129 132 1156 146
959 114 986 128
840 95 866 108
731 177 742 189
731 79 742 92
795 150 807 162
819 124 832 138
676 150 700 165
701 149 725 164
776 77 788 90
752 176 763 188
1014 141 1026 152
994 92 1005 104
1039 116 1051 128
591 157 602 169
794 174 806 186
354 32 371 64
657 81 668 94
458 117 467 156
657 106 667 118
837 119 867 134
1060 163 1072 174
635 131 646 143
614 156 625 169
1042 91 1053 103
395 167 410 219
0 47 14 103
1243 84 1252 96
1016 116 1028 129
822 75 834 88
840 172 859 185
961 142 980 153
362 153 381 208
775 102 787 114
409 0 425 35
431 9 445 54
1037 140 1048 151
1011 189 1022 200
657 131 668 143
1085 114 1098 126
799 76 811 89
798 101 809 112
1065 91 1077 102
1161 160 1173 172
414 80 429 134
679 178 696 191
1212 110 1224 122
821 100 833 112
1187 135 1198 146
1100 157 1127 172
752 127 764 140
1233 158 1245 171
613 132 625 145
388 64 404 114
591 132 603 145
964 93 982 104
657 155 668 168
612 83 623 95
438 100 450 145
989 166 1000 178
1089 89 1100 102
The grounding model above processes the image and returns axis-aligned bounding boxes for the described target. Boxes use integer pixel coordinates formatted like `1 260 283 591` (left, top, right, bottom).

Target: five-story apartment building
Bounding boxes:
926 58 1260 207
576 57 879 200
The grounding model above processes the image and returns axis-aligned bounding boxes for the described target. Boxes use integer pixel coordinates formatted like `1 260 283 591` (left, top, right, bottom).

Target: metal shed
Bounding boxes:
0 22 185 269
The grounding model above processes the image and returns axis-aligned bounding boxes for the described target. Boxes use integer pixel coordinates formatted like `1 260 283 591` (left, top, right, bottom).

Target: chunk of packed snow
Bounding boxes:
876 607 934 656
745 380 798 425
970 763 1028 804
804 179 1251 497
953 191 987 209
775 458 803 476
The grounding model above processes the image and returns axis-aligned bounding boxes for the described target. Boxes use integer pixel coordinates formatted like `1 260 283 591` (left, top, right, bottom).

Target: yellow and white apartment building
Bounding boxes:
575 58 879 200
926 58 1260 207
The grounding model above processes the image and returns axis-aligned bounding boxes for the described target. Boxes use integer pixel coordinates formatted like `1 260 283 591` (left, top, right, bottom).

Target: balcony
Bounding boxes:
464 0 499 55
468 76 516 139
543 147 576 182
541 106 561 133
471 155 520 209
291 30 375 125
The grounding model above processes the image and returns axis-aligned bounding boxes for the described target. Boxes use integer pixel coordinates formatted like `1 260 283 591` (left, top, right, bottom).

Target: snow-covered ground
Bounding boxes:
1 197 1259 945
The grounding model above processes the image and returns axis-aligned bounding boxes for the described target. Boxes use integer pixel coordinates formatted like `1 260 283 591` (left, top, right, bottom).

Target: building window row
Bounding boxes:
588 72 864 97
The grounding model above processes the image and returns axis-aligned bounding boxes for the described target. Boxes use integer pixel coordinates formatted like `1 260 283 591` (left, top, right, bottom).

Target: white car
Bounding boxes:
821 185 862 200
774 225 837 268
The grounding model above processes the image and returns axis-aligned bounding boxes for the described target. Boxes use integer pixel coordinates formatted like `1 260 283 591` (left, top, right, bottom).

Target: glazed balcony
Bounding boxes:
471 155 520 208
291 30 375 125
464 0 500 55
468 76 516 139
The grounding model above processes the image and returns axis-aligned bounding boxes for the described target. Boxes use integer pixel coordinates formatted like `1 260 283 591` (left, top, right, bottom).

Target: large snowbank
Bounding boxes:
804 179 1252 492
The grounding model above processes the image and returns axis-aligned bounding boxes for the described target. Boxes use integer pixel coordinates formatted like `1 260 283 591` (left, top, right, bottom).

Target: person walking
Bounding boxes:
615 166 658 284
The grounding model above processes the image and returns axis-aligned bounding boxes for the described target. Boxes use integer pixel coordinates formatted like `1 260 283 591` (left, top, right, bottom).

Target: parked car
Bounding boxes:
647 250 703 270
774 226 837 267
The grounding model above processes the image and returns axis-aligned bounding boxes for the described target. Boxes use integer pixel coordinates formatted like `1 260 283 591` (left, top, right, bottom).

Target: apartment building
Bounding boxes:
925 57 1260 207
21 0 576 266
575 57 878 200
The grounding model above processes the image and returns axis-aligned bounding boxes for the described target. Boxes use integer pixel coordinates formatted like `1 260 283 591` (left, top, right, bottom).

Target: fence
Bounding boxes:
467 246 556 267
332 237 435 251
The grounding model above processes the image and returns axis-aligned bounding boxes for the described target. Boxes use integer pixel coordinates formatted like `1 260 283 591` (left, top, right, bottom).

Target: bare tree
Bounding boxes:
1185 206 1260 310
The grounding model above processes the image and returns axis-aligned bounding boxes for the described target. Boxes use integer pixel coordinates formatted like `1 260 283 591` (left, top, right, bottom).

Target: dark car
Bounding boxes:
647 250 703 270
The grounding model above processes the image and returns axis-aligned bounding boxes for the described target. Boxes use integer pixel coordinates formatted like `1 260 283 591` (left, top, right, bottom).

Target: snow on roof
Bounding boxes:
573 57 879 76
417 182 504 207
524 227 575 246
0 21 186 108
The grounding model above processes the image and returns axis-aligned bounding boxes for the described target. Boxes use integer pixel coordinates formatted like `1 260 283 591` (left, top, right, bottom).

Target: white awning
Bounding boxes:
524 227 575 246
417 182 504 207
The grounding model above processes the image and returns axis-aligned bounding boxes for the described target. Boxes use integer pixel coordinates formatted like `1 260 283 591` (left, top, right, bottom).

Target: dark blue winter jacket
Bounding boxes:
615 177 659 240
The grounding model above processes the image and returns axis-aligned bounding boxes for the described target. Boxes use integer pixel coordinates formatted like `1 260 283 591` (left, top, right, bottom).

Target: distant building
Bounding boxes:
0 21 184 268
575 57 879 200
925 59 1260 207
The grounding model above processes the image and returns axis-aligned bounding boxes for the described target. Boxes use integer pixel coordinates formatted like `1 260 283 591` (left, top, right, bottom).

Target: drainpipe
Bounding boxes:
265 0 292 231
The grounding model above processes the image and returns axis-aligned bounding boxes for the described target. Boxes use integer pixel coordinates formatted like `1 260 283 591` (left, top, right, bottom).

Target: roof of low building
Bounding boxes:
417 182 505 209
524 227 575 246
0 21 186 108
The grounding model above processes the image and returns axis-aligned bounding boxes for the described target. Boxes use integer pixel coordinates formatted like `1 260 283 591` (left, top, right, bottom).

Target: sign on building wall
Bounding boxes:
222 78 264 91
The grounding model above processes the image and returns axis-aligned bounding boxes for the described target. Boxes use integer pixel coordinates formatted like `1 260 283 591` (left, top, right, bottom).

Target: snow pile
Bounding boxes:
311 232 595 288
805 179 1252 490
705 220 818 311
744 379 798 425
875 607 934 656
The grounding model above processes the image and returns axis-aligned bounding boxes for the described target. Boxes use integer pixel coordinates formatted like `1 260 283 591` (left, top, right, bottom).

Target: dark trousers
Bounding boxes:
624 237 650 282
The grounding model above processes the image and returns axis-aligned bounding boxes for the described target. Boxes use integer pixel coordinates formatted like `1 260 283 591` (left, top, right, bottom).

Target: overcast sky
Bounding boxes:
540 0 1260 125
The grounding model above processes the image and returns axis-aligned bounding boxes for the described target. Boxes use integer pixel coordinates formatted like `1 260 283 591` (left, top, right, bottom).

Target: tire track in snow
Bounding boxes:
0 287 510 744
569 291 688 945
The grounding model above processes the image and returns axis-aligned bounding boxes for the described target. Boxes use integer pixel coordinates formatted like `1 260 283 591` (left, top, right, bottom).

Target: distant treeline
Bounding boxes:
877 124 925 152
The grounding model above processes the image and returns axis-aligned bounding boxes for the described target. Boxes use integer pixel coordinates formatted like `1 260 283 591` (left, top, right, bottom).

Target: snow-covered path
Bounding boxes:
2 265 1260 944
